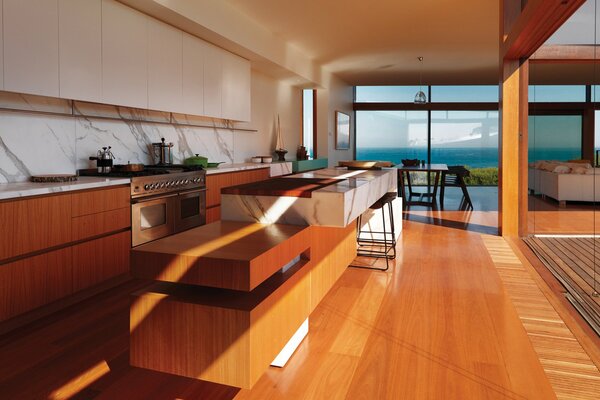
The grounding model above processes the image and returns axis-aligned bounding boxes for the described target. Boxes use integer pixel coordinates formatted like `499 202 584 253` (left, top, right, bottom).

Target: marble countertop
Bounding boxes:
0 176 131 200
221 168 398 227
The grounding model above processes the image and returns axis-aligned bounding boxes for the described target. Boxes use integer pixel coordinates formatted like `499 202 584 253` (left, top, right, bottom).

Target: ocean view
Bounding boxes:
356 147 584 168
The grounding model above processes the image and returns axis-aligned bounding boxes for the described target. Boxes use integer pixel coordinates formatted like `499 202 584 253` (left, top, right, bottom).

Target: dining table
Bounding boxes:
396 163 448 207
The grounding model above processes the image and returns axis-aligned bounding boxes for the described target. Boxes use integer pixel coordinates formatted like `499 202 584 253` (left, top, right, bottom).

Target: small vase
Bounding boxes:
275 149 288 162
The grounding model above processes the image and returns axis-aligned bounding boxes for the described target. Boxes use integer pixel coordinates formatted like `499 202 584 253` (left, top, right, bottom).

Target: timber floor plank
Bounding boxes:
485 235 600 400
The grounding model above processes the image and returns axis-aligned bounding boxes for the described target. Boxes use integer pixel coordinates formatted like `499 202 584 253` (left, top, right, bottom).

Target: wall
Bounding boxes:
235 70 301 163
0 70 302 183
316 75 354 167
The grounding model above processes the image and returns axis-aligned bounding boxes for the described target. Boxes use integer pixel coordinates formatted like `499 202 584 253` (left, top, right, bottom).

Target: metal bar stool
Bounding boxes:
350 192 397 271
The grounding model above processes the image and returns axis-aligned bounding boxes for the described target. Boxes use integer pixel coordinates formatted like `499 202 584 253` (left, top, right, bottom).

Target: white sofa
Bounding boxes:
528 166 600 206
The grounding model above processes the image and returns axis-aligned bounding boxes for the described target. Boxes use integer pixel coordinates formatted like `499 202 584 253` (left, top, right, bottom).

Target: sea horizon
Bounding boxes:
356 147 583 168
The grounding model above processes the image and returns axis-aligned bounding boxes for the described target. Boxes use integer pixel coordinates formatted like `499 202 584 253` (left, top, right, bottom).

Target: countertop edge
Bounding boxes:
0 177 131 200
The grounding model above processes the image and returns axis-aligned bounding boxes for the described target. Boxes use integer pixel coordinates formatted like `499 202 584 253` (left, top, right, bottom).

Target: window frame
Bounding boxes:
301 89 318 159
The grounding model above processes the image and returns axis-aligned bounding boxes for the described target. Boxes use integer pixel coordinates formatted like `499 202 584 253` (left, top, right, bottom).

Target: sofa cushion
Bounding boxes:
553 165 571 174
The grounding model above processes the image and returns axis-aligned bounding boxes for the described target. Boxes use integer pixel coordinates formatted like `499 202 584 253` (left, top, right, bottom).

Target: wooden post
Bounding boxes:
499 58 528 237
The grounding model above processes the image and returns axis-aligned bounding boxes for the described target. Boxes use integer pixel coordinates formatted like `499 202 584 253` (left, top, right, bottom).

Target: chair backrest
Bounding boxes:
447 165 470 177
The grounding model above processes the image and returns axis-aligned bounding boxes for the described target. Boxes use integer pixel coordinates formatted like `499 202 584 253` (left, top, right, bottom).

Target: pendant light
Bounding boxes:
414 56 427 104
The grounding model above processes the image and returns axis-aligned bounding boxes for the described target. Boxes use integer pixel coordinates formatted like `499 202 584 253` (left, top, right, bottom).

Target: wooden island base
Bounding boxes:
129 222 356 389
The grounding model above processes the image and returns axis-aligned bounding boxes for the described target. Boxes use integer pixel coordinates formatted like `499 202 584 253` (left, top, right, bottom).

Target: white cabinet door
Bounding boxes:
148 18 182 112
3 0 59 97
221 52 251 122
102 0 147 109
203 44 222 119
182 33 205 116
58 0 102 102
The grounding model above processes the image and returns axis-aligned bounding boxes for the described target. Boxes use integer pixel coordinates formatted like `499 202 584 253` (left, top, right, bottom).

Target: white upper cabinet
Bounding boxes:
3 0 59 97
182 33 205 116
148 18 182 112
0 0 251 119
58 0 102 102
203 44 222 119
102 0 148 109
221 52 251 122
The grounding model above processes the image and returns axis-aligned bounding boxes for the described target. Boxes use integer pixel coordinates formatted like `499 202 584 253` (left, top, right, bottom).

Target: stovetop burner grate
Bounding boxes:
79 168 171 178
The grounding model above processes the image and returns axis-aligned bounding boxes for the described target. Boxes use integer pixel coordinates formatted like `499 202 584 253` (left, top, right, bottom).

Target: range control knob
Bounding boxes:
144 184 150 190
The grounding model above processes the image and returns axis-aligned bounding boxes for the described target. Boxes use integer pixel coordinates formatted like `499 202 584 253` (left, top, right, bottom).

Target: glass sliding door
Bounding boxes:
528 114 583 163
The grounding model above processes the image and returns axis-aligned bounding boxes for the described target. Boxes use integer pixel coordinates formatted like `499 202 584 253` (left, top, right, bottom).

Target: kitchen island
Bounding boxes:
129 168 398 389
221 168 397 227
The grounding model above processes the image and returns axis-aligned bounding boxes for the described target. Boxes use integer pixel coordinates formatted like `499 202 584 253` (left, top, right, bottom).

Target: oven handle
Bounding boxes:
178 188 207 196
131 192 179 204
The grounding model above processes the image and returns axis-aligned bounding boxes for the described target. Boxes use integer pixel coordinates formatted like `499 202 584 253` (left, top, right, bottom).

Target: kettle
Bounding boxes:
89 146 115 174
152 138 174 165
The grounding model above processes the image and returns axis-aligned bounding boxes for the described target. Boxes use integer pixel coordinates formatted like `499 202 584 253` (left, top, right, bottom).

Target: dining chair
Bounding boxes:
440 165 473 209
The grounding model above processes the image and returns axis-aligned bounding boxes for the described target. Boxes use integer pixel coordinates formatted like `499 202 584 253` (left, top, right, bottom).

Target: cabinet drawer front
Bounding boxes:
72 207 131 242
0 247 72 322
0 194 71 261
71 186 130 217
72 231 130 292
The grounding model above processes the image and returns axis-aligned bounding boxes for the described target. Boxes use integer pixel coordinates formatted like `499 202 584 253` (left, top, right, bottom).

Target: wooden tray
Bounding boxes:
30 174 77 183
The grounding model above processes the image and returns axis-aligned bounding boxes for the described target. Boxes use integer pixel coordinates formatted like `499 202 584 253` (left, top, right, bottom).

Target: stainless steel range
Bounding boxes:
80 166 206 247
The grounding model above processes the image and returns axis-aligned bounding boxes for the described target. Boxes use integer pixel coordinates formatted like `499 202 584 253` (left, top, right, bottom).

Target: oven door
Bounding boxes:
131 194 176 247
174 188 207 233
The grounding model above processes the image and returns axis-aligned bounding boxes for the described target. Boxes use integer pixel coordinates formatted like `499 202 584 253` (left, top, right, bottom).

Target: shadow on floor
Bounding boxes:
401 186 499 235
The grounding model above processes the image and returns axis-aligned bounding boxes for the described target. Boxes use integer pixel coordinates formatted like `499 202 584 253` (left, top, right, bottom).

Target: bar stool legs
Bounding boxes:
350 196 397 271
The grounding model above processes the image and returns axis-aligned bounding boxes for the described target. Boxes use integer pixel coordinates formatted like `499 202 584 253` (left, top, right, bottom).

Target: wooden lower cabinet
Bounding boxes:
0 247 72 322
72 231 131 293
205 206 220 224
310 224 357 310
0 185 132 325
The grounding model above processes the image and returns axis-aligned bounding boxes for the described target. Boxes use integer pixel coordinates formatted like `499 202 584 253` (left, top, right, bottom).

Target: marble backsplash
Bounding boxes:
0 92 260 183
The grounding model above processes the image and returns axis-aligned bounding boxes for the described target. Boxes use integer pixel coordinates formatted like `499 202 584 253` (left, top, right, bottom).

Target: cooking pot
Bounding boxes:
184 154 208 167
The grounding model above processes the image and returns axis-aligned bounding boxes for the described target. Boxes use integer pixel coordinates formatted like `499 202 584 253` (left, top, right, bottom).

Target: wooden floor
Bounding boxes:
524 236 600 333
1 204 599 398
484 236 600 399
528 194 599 234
